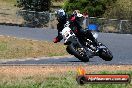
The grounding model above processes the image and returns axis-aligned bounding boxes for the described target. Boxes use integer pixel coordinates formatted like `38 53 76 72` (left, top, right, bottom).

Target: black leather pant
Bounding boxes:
78 29 98 46
56 23 64 41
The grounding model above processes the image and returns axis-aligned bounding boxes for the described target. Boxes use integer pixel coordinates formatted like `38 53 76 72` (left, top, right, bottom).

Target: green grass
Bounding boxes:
0 71 132 88
0 0 16 4
0 42 8 51
41 71 132 88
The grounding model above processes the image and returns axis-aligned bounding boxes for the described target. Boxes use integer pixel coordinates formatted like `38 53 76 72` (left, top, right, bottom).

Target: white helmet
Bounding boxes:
56 9 66 16
73 10 83 17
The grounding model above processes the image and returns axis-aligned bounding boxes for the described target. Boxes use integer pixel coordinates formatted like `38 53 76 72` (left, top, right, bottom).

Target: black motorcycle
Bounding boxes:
61 21 113 62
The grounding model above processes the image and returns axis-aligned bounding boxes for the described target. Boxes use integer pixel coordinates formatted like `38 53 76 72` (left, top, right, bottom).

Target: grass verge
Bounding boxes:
42 71 132 88
0 0 16 4
0 36 68 59
0 65 132 88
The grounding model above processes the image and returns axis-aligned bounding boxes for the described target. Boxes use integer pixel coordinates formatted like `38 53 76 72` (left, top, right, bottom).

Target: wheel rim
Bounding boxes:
102 48 113 58
74 44 87 57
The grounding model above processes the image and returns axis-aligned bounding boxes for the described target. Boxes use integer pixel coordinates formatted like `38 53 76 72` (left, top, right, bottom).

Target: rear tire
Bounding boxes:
68 43 89 62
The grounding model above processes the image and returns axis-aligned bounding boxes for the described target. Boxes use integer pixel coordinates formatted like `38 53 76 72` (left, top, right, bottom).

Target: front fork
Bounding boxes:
77 38 95 58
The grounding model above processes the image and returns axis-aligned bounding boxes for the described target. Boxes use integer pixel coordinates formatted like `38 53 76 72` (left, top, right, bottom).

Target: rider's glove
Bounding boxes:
53 37 61 43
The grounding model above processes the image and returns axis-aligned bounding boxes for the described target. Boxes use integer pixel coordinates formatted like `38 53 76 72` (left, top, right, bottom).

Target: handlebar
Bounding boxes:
64 21 70 27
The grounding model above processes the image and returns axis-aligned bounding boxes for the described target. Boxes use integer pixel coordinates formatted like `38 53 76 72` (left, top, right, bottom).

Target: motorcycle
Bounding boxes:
61 21 113 62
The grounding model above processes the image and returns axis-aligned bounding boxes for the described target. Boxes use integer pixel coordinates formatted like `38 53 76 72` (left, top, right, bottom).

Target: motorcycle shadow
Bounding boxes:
61 60 96 63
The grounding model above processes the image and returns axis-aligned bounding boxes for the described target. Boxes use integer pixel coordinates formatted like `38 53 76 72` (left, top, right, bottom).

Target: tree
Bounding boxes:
63 0 116 17
17 0 51 11
16 0 51 27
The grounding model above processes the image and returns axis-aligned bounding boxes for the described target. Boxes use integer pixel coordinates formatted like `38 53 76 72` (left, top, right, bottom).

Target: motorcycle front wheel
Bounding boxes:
98 43 113 61
67 43 89 62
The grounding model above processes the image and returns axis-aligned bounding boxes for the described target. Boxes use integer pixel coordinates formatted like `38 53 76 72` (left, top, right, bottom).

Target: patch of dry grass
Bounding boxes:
0 36 68 59
0 0 24 25
0 65 132 85
102 26 119 33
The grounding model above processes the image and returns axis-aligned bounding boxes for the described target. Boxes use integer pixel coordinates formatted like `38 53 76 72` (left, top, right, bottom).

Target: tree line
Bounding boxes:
16 0 132 20
16 0 51 11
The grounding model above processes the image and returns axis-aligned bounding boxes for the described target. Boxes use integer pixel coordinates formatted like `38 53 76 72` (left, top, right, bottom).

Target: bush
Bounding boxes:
17 0 51 11
16 0 51 27
19 11 50 27
103 0 132 20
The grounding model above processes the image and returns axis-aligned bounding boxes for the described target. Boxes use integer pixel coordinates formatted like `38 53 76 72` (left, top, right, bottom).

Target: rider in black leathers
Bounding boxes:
53 9 98 48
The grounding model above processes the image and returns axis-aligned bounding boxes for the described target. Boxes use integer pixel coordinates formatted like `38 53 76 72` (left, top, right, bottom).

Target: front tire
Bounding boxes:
67 43 89 62
66 46 73 55
98 43 113 61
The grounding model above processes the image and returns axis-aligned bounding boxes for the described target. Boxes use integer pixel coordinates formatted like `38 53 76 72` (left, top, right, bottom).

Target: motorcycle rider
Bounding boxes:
53 9 98 50
53 9 67 43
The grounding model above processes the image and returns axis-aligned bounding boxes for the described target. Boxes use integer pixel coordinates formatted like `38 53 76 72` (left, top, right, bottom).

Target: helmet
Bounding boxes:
56 9 66 17
56 9 67 23
73 10 83 17
72 10 83 25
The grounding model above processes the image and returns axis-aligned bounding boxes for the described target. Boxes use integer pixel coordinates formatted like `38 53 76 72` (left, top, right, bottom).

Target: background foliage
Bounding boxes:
63 0 132 20
15 0 132 27
104 0 132 20
17 0 51 11
16 0 51 27
63 0 116 17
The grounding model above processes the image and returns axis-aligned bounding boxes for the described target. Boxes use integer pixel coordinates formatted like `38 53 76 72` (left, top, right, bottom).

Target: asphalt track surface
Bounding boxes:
0 25 132 65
